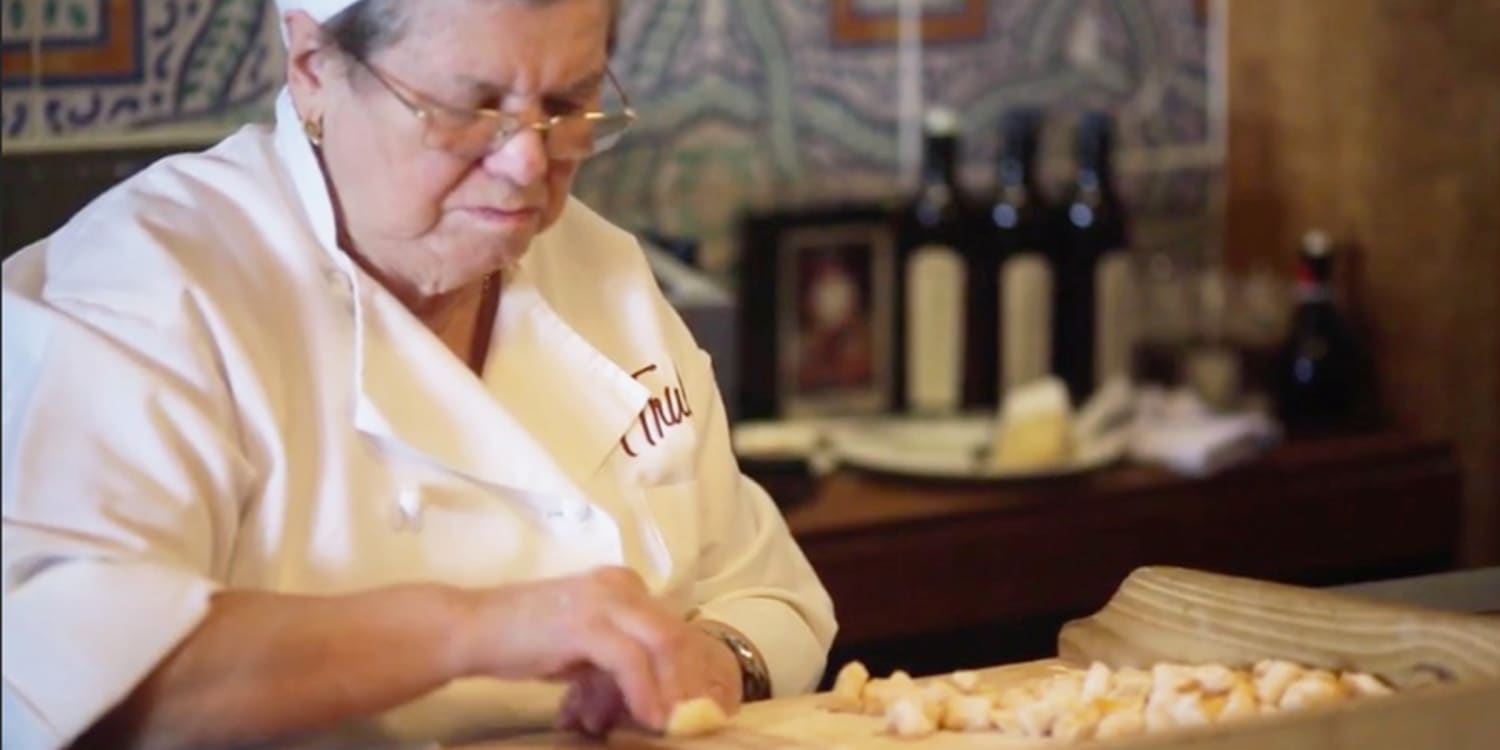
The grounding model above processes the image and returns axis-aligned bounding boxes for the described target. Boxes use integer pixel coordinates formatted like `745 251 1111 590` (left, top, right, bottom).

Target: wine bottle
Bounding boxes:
893 108 978 415
1051 111 1132 405
1274 230 1370 432
985 108 1053 405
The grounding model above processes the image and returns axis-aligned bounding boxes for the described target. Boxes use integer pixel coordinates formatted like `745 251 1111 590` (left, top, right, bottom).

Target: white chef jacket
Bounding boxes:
0 91 836 750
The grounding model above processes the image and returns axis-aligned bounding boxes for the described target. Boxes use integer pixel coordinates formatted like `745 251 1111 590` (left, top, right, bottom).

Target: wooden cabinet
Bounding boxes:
760 432 1464 679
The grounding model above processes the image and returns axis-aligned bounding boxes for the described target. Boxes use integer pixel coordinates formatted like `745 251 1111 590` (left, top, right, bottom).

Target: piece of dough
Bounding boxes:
1095 701 1146 740
1052 700 1104 741
1109 667 1153 701
949 670 981 694
940 694 993 732
664 696 729 738
824 661 870 713
1340 671 1394 698
885 696 936 738
1278 670 1346 711
1080 662 1113 701
1252 660 1305 708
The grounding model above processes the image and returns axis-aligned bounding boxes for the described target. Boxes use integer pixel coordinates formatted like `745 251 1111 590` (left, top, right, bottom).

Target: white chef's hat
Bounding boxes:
275 0 361 25
273 0 360 47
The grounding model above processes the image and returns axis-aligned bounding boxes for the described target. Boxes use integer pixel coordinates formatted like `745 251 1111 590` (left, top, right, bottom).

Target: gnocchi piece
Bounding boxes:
919 683 954 724
940 695 994 732
1278 670 1347 711
1040 672 1084 706
948 669 981 694
989 707 1026 736
1014 695 1066 737
823 661 870 713
1340 671 1395 698
1109 667 1154 701
885 696 936 739
1190 664 1238 694
1253 659 1306 707
1215 676 1260 721
1166 692 1212 728
1080 662 1113 702
664 697 728 738
1095 702 1147 740
863 671 919 716
1052 700 1104 741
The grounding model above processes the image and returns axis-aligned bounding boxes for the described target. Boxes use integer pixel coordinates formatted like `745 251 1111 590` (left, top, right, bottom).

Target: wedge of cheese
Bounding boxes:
990 377 1074 472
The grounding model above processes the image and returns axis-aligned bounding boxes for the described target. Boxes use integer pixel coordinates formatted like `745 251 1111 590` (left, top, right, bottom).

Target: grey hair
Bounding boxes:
321 0 620 60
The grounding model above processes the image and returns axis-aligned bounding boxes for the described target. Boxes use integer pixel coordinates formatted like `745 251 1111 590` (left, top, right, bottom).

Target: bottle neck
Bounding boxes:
998 155 1036 190
923 136 959 187
1294 261 1334 303
1075 162 1114 194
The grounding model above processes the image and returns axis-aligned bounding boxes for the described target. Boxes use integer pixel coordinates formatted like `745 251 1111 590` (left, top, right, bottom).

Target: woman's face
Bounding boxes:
290 0 612 300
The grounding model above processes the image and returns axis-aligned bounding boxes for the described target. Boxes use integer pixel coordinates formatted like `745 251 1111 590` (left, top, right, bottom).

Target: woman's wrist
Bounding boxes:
444 584 495 681
692 619 772 702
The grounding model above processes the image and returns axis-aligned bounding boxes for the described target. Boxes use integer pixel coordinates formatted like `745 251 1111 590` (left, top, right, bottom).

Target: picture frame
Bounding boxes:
737 204 897 421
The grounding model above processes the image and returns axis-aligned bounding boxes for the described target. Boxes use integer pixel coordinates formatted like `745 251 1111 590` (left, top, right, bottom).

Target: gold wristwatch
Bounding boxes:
696 621 772 702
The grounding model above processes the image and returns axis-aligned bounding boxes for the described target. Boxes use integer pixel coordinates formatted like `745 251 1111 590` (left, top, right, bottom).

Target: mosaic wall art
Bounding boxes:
1 0 1220 274
2 0 282 140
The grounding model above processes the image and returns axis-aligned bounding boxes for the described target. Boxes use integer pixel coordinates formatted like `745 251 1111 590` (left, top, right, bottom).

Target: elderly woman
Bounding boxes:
0 0 836 748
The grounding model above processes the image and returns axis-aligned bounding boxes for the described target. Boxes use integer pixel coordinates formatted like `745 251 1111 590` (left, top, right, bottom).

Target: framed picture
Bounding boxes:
738 204 896 420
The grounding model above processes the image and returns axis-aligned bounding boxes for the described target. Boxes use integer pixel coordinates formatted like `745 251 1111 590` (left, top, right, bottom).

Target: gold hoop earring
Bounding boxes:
303 117 324 146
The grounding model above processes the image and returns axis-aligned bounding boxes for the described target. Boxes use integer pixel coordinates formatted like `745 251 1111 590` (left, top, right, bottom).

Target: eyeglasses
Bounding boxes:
347 55 636 161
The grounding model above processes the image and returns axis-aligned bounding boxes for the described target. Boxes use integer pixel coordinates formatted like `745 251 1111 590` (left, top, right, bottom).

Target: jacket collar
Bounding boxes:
271 88 650 494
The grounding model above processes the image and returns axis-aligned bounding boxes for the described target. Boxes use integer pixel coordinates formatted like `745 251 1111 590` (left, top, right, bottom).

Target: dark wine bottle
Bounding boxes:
1051 110 1131 405
984 108 1053 405
1274 230 1370 432
893 108 979 415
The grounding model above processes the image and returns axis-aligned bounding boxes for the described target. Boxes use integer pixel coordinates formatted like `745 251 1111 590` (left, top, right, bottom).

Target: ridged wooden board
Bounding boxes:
1057 566 1500 688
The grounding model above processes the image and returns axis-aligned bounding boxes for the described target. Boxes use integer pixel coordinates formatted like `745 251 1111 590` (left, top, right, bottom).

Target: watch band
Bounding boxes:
696 621 772 702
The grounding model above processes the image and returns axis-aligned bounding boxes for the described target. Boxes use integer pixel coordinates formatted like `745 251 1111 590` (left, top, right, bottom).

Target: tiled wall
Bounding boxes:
1 0 1221 273
1 0 282 141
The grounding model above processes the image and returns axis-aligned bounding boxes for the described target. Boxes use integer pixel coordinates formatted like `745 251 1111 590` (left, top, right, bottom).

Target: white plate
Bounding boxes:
827 414 1125 481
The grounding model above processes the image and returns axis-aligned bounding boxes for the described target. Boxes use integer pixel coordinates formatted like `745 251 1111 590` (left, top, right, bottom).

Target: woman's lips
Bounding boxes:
462 206 539 226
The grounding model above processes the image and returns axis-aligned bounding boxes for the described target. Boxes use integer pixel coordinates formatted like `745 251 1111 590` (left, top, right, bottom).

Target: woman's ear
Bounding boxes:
283 10 334 125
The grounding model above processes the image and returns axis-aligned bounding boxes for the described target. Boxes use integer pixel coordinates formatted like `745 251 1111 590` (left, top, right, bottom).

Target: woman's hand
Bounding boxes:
462 567 741 732
557 622 742 736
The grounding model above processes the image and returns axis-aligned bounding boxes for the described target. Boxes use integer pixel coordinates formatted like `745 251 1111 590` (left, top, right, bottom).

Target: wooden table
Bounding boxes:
756 432 1464 679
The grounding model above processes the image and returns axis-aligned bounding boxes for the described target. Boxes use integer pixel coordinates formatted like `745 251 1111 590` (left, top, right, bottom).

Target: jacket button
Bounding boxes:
392 486 423 531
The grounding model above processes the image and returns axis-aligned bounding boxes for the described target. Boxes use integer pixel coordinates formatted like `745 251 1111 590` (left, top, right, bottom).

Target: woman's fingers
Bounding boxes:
577 620 666 729
576 670 628 736
557 681 584 732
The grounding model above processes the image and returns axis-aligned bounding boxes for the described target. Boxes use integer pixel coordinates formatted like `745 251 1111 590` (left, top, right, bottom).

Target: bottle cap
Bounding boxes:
1001 108 1042 160
1301 230 1333 258
924 107 959 136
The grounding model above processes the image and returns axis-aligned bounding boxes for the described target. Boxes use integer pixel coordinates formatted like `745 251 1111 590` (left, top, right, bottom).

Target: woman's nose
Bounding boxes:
481 126 548 185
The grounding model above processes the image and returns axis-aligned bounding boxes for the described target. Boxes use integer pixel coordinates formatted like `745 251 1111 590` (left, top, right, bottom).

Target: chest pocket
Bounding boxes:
636 478 702 612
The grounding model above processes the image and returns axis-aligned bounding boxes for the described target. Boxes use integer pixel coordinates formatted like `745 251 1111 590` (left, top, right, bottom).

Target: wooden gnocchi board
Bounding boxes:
463 567 1500 750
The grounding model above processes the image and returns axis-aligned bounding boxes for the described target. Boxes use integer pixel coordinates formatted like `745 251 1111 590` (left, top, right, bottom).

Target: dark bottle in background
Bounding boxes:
984 108 1054 405
1051 110 1132 406
893 108 979 415
1274 230 1372 433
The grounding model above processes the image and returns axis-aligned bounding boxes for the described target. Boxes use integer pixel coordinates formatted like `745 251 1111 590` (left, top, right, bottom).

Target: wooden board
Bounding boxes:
1057 566 1500 688
456 566 1500 750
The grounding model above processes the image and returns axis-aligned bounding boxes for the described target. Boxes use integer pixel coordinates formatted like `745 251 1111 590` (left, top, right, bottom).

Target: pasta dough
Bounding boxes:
822 659 1397 742
664 696 729 738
